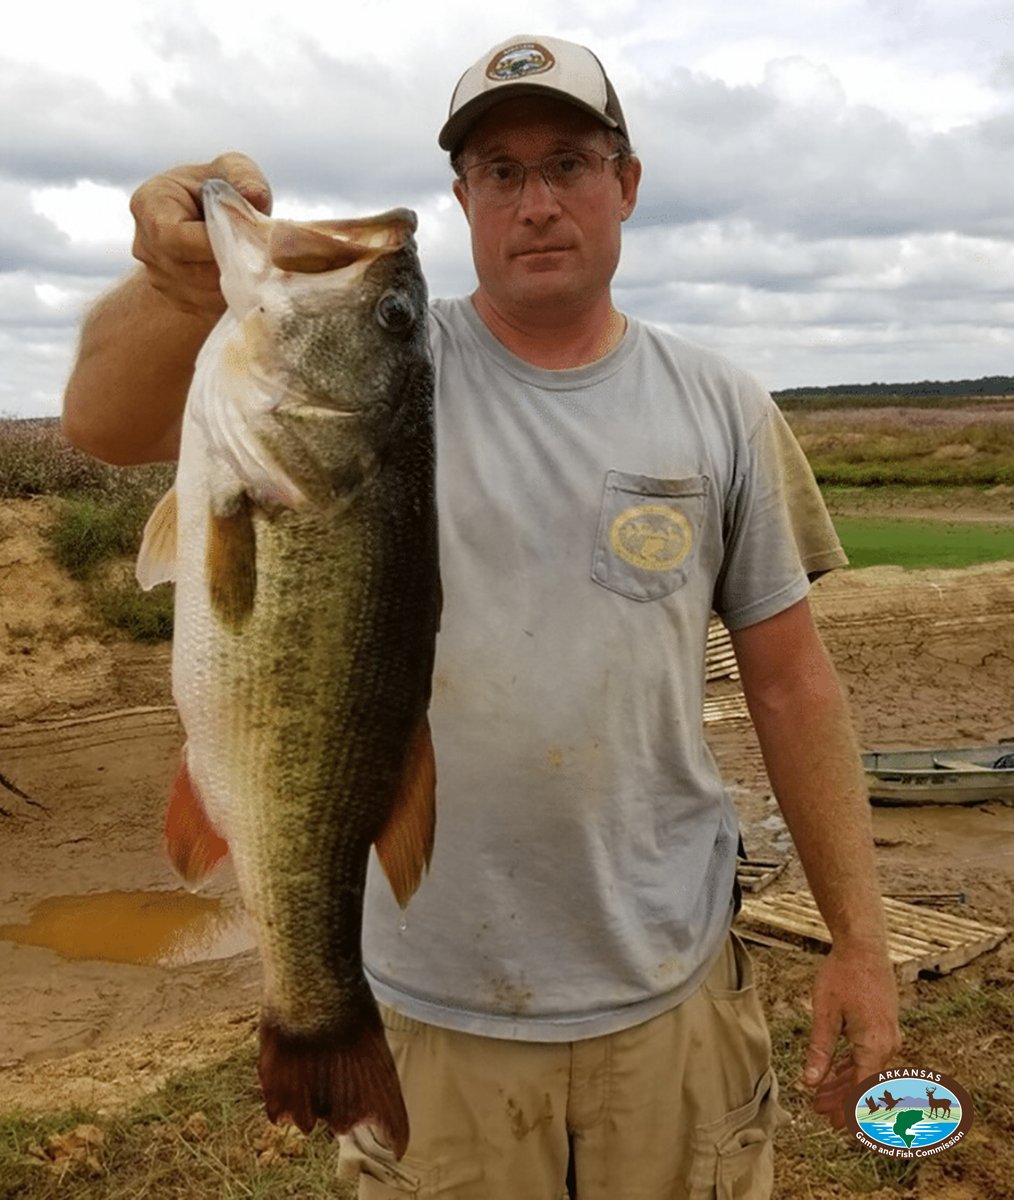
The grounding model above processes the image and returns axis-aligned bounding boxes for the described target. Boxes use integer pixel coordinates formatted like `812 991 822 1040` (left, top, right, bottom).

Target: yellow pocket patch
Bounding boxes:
609 504 694 571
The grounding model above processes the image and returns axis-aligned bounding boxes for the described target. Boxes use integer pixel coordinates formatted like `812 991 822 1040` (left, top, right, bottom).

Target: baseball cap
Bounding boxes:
439 34 629 152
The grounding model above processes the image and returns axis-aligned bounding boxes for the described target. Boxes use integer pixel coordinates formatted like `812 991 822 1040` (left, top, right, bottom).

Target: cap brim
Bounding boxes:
438 83 620 152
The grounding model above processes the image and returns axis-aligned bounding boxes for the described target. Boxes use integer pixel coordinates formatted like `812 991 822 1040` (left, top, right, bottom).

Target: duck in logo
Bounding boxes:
845 1069 973 1158
609 504 693 571
486 43 555 81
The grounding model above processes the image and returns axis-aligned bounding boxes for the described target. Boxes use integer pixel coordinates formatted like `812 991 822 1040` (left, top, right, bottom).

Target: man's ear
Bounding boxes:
619 155 642 221
452 177 472 224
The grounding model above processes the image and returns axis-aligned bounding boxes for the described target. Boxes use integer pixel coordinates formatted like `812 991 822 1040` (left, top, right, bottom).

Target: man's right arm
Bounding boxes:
62 153 272 466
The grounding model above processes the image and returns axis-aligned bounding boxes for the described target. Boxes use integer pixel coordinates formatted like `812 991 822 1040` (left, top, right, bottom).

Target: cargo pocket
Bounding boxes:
687 1067 786 1200
591 470 708 601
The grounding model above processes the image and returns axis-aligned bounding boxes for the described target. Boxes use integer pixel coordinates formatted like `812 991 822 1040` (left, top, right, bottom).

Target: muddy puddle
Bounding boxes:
0 890 254 968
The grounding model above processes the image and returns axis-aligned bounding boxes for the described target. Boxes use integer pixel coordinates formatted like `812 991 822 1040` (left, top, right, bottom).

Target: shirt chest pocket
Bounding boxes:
591 470 709 601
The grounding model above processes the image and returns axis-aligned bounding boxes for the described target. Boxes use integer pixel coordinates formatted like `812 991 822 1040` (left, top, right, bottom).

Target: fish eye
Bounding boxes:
375 290 414 334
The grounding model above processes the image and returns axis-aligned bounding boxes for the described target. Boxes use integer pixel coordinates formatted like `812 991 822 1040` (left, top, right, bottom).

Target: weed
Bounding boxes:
786 408 1014 488
0 419 175 640
92 580 174 642
0 418 172 504
47 500 140 579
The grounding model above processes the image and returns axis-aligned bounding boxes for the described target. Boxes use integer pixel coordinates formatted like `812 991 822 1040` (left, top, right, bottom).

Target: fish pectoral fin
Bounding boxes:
206 493 257 629
136 486 178 588
374 716 436 908
165 750 229 888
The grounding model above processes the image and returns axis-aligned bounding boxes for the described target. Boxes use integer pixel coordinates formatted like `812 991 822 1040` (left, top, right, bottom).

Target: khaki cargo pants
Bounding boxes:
340 931 788 1199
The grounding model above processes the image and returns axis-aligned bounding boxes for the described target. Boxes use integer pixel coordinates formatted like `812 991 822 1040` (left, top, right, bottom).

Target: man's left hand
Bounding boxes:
801 942 902 1127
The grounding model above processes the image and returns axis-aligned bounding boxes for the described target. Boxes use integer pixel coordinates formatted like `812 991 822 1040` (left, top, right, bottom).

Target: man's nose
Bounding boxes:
515 166 561 222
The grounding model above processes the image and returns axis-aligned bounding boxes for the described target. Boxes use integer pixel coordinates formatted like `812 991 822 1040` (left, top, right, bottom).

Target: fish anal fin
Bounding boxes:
375 716 436 909
258 1007 408 1157
136 486 178 589
165 753 229 888
206 494 256 629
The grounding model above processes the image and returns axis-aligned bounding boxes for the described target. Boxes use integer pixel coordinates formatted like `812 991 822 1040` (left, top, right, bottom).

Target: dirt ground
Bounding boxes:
1 494 1013 1196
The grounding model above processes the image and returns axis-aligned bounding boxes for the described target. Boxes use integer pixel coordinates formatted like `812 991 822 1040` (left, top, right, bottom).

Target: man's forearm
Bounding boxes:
752 665 887 947
62 268 215 465
732 601 889 950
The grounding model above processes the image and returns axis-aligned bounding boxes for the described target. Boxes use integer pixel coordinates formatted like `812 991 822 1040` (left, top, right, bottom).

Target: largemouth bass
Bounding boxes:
136 179 439 1157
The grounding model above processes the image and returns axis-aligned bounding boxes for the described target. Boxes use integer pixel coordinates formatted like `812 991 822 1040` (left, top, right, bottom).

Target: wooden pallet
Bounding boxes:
736 858 787 894
736 891 1008 982
703 694 750 724
706 619 739 683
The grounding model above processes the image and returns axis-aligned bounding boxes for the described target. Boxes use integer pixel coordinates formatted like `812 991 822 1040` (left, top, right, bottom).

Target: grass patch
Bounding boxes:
0 1048 356 1199
92 580 174 642
834 515 1014 569
0 418 175 642
46 499 150 579
42 499 175 642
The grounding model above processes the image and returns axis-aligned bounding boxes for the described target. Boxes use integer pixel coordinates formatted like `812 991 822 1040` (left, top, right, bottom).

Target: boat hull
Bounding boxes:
863 745 1014 806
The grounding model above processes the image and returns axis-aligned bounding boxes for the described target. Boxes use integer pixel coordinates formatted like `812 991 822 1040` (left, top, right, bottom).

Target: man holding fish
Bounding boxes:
64 32 900 1200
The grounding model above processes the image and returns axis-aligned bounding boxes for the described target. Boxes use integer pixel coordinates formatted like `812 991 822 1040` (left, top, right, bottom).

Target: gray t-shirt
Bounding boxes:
362 296 845 1041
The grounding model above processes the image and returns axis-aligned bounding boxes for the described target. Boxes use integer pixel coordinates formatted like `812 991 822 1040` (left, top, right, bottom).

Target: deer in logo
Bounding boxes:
926 1087 951 1118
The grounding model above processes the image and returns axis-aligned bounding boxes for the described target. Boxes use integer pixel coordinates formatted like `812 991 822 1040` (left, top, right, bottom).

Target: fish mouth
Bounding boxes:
270 209 417 274
202 180 417 276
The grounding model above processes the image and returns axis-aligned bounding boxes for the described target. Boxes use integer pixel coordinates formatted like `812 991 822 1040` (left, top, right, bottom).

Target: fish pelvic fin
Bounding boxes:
374 716 436 909
136 486 178 589
206 494 257 629
165 750 229 888
258 1008 409 1158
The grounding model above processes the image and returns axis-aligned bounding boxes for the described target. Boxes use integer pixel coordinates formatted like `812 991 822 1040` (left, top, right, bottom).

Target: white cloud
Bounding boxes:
2 1 1014 416
31 181 135 245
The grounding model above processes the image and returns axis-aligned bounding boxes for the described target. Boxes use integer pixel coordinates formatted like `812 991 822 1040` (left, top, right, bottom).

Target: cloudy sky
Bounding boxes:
4 0 1014 417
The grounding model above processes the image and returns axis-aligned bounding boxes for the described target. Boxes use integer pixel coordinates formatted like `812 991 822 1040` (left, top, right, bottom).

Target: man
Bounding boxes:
64 33 900 1200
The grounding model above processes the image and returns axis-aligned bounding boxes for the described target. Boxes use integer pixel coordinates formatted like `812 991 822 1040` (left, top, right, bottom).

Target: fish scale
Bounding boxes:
137 180 439 1157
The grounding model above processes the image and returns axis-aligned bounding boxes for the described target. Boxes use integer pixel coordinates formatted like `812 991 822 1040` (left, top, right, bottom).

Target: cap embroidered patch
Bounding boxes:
610 505 694 571
486 42 555 81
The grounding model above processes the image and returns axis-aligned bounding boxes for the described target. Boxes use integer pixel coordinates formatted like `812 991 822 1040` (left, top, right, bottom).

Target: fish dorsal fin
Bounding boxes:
165 748 229 889
374 716 436 908
269 222 367 273
203 179 273 316
136 485 178 589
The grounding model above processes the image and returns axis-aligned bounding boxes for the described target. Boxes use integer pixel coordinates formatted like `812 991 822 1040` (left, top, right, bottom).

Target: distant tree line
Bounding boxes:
774 376 1014 410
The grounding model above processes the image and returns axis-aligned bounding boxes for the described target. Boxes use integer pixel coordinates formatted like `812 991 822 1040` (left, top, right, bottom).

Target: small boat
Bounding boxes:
863 745 1014 806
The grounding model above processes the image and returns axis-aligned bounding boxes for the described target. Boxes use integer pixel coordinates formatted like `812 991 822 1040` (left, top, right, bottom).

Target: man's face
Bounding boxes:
452 96 640 317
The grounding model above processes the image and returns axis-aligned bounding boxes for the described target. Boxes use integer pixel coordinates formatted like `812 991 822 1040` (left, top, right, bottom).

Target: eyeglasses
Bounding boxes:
460 149 621 205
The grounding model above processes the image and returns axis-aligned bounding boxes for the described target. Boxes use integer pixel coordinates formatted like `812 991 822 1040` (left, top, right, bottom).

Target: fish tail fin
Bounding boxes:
258 1007 408 1158
165 750 229 888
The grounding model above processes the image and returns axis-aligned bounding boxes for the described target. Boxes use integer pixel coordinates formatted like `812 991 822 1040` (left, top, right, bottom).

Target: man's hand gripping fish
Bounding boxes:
136 180 440 1158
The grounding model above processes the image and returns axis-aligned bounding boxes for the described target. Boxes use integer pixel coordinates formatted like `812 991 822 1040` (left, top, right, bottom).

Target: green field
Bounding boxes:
834 515 1014 569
